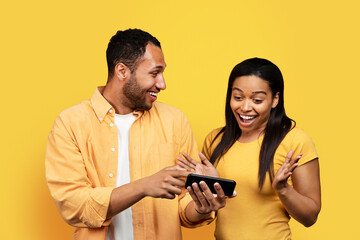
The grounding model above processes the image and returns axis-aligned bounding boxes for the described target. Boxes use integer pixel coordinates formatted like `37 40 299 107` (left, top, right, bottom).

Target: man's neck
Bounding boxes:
103 82 133 115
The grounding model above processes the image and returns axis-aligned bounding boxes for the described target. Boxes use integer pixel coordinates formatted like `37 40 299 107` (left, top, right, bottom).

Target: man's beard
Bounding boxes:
123 73 152 111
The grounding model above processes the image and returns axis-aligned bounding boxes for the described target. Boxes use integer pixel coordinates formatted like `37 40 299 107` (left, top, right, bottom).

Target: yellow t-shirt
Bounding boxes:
202 126 318 240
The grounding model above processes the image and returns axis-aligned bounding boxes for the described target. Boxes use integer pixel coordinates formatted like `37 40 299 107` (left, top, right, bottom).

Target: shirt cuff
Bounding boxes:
81 187 114 228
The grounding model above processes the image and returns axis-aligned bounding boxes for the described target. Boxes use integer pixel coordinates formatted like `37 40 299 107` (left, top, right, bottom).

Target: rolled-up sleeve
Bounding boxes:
45 115 113 228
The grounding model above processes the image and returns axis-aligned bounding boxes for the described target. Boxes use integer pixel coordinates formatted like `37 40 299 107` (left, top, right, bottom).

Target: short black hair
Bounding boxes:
106 29 161 77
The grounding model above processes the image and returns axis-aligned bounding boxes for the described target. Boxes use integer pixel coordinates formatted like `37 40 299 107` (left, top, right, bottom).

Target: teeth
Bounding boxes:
240 115 255 120
149 92 158 97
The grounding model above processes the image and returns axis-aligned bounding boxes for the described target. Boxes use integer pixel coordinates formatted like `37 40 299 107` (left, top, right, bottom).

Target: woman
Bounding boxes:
178 58 321 240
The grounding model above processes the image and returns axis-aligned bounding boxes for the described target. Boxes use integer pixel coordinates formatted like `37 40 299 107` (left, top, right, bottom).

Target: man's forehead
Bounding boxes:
141 44 166 68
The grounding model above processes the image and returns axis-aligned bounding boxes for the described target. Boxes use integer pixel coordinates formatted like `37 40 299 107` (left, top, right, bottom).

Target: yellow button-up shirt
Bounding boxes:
45 87 205 240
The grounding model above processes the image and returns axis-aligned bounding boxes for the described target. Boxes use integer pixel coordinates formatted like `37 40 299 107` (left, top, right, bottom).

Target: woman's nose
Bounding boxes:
240 100 252 112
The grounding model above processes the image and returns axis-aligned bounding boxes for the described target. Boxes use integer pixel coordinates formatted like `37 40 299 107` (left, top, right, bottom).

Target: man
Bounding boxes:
45 29 222 240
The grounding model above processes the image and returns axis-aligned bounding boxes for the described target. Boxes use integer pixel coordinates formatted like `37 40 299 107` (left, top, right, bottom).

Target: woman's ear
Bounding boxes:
272 92 280 108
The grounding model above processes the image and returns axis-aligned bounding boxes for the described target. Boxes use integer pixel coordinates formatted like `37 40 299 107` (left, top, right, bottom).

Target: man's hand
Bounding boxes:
141 166 190 199
107 165 189 219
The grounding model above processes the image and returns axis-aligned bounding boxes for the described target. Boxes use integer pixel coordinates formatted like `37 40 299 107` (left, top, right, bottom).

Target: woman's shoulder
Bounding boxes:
283 126 314 144
276 125 318 166
202 127 224 154
209 127 224 134
206 127 223 137
204 127 224 143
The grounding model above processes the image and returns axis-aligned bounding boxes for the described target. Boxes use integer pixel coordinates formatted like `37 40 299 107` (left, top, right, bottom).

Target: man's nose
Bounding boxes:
156 75 166 90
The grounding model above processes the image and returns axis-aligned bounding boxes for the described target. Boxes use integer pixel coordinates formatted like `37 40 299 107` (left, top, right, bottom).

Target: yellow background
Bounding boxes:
1 0 359 239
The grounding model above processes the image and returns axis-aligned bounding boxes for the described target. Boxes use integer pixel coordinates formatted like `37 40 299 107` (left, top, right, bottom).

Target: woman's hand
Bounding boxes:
272 149 321 227
188 181 226 214
178 152 237 222
272 149 302 194
177 152 219 177
185 180 237 222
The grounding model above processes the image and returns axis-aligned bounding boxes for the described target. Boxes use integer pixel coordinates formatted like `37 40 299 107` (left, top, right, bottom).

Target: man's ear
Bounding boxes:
272 92 280 108
114 63 130 80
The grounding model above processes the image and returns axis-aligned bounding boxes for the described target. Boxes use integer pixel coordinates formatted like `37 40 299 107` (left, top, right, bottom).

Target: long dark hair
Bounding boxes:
209 58 295 189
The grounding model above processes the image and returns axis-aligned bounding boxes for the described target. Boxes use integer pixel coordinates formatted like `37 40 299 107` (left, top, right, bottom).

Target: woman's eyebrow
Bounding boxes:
253 91 267 95
232 88 267 95
232 87 243 92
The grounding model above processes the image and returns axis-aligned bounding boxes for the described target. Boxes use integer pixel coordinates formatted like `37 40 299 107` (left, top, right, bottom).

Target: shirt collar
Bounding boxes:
90 86 145 122
90 86 114 122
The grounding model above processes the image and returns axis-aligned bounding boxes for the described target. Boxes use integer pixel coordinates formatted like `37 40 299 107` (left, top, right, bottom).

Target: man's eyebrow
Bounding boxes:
232 88 267 95
152 64 166 70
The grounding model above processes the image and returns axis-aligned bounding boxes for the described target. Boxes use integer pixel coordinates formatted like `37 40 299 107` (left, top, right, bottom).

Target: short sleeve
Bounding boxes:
273 127 318 185
291 128 318 166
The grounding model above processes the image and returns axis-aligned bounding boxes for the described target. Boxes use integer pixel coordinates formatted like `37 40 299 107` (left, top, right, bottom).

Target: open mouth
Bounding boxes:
148 92 158 97
239 114 257 124
147 91 158 101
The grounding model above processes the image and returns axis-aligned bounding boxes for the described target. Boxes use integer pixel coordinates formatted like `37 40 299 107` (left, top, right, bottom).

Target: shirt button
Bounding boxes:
99 117 103 121
109 173 113 178
111 148 115 152
110 123 114 127
109 109 113 113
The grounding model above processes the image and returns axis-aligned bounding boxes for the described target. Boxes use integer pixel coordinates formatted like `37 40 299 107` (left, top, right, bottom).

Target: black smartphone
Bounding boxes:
185 174 236 196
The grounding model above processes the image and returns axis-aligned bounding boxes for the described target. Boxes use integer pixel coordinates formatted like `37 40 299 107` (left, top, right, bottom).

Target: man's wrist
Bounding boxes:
134 178 147 198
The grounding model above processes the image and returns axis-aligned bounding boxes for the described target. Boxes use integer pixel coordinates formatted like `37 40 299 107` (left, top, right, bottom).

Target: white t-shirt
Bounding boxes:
106 113 136 240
